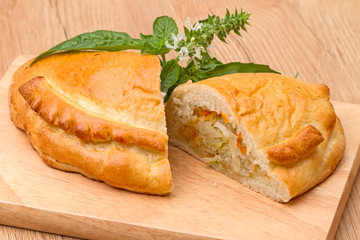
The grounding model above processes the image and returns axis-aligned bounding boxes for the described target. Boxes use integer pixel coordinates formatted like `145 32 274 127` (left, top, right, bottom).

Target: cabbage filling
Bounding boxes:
178 108 266 178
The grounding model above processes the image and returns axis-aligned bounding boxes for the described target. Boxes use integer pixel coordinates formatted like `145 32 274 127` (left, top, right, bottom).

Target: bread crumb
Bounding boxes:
213 182 218 187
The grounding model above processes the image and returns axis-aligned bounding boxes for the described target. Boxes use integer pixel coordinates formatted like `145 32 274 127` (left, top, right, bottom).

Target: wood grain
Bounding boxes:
1 0 359 239
0 56 359 239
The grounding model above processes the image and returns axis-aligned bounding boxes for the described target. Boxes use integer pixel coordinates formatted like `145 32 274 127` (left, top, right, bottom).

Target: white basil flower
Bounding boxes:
165 33 185 50
165 41 175 49
186 17 203 31
194 45 205 59
192 57 199 68
193 21 203 31
178 46 189 61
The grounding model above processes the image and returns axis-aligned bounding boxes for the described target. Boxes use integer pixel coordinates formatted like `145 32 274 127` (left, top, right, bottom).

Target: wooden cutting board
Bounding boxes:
0 56 359 240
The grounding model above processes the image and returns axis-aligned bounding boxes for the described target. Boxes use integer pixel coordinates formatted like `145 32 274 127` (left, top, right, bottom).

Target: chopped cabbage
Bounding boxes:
195 120 223 138
184 110 260 177
213 122 240 157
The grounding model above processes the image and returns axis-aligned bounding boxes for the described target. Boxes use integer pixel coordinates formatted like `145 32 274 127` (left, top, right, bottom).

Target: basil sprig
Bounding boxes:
161 53 279 101
31 9 280 102
140 16 178 58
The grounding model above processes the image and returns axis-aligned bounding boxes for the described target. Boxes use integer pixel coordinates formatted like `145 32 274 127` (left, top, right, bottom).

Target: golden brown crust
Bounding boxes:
195 73 345 199
197 74 336 148
272 117 345 198
19 76 167 152
25 112 172 195
9 52 172 195
12 51 167 133
31 120 172 194
265 125 324 165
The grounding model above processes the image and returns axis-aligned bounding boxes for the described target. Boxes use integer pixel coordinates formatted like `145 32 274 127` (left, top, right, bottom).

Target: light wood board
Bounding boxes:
0 56 359 240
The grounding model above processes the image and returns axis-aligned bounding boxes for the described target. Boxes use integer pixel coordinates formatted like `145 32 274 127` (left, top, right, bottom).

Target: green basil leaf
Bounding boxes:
141 40 170 55
140 33 154 42
180 54 221 82
31 30 143 66
198 54 222 71
164 67 188 102
199 14 215 25
153 16 178 41
203 62 280 78
140 35 159 53
183 26 190 38
160 59 180 94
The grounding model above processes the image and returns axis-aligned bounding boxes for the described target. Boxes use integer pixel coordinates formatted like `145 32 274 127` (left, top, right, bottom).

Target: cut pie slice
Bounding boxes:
9 52 172 195
165 73 345 202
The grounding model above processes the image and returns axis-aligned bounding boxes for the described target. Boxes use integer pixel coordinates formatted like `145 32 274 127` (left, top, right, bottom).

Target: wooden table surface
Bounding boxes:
1 0 359 239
